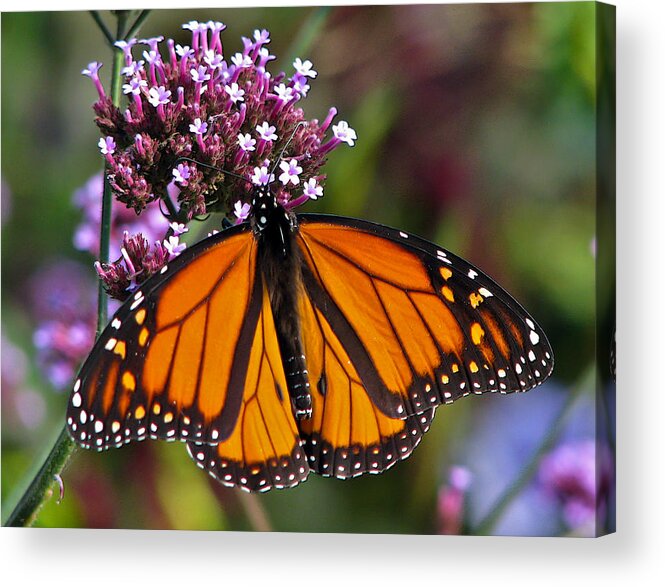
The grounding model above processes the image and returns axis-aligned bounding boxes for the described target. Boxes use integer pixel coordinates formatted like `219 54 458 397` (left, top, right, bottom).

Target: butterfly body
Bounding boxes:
252 187 312 419
67 186 554 492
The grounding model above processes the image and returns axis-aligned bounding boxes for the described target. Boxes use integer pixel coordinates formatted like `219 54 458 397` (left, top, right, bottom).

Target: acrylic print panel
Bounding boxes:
1 3 615 536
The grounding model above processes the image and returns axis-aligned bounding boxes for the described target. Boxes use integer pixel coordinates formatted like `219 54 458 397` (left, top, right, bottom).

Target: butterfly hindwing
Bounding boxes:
296 284 437 477
296 214 554 421
67 223 267 450
187 273 309 492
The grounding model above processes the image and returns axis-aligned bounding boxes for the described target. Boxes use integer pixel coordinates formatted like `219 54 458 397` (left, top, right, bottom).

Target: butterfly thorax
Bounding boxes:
252 187 312 420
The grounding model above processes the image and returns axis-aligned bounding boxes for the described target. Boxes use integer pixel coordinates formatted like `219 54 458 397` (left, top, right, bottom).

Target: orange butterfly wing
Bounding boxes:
186 275 309 491
67 225 262 447
294 216 553 463
296 284 436 477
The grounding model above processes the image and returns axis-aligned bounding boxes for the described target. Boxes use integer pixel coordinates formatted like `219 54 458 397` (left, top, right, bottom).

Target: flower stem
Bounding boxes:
473 366 595 535
97 11 129 333
126 10 152 41
287 6 333 65
3 11 141 528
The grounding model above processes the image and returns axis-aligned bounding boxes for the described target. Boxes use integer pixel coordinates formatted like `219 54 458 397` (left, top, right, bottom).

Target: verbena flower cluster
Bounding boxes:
84 20 356 222
83 20 356 300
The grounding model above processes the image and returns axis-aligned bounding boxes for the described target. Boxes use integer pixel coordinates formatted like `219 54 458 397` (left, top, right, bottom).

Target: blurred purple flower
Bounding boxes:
28 260 98 391
84 20 356 219
1 334 47 432
437 465 472 535
455 382 613 536
72 173 170 261
539 439 613 535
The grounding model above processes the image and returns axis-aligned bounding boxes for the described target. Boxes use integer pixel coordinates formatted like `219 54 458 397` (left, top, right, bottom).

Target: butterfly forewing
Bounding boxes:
296 215 554 420
66 224 261 450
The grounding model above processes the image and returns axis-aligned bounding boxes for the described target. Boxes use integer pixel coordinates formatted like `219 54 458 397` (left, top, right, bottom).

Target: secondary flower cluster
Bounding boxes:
29 261 99 390
84 20 357 223
73 173 187 300
538 439 613 534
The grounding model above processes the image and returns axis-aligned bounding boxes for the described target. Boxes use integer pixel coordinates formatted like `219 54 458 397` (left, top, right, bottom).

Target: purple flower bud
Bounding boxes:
82 61 106 100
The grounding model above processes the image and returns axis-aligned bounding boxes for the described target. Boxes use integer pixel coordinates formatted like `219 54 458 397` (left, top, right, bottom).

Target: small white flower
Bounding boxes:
303 178 323 200
233 201 252 221
237 133 256 152
231 53 253 68
163 235 186 258
251 165 275 186
279 159 303 186
293 57 317 79
274 83 295 102
169 222 189 236
256 122 278 142
332 121 357 146
224 82 245 104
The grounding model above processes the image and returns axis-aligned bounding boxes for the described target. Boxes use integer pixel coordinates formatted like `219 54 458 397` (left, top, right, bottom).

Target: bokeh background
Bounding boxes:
1 3 615 535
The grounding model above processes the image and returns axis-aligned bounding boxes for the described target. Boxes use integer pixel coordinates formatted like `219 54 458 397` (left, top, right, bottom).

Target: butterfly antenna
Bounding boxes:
174 157 253 186
269 121 308 178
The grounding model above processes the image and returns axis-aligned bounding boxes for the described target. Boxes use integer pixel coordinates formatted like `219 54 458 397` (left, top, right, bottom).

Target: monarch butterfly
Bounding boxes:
66 182 553 492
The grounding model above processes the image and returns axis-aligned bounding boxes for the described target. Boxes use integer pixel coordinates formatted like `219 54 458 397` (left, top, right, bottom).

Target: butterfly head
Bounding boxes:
250 183 294 234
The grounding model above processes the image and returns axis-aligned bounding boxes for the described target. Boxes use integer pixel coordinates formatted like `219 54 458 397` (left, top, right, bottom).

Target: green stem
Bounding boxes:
287 6 333 65
89 11 115 46
473 366 595 535
125 10 152 41
3 11 138 528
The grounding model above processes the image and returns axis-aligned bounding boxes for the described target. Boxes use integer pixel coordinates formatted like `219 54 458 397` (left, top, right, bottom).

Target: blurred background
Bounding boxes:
1 3 614 535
